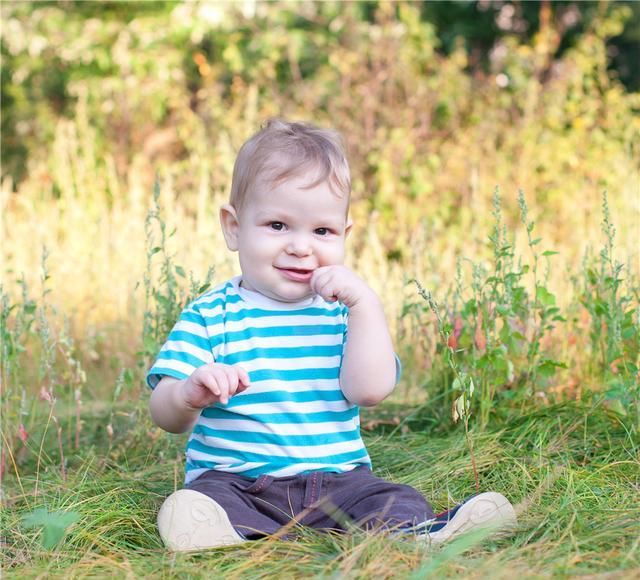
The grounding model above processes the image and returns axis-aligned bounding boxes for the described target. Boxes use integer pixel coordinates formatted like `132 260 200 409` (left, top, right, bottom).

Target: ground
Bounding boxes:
2 401 638 578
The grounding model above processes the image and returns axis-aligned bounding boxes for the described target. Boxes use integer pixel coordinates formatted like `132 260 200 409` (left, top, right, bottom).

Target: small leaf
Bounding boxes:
536 286 556 307
542 250 559 257
155 295 171 308
175 265 186 278
22 508 80 549
594 299 608 316
537 359 568 377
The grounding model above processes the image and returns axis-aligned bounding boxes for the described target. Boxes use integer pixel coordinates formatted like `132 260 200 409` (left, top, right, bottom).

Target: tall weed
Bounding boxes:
410 188 638 434
412 189 568 429
0 252 87 486
140 181 214 371
579 193 640 429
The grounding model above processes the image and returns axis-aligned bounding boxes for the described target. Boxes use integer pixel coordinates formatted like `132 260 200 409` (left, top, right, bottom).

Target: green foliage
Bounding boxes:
0 278 39 456
408 188 638 434
2 1 638 239
21 507 80 550
579 192 640 424
411 189 570 429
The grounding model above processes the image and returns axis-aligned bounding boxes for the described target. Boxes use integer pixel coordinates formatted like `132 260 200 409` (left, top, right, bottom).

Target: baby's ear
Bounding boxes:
345 217 353 238
220 204 240 251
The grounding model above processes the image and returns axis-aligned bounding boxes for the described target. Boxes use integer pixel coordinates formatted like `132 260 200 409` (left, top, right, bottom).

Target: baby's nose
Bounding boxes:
286 236 312 256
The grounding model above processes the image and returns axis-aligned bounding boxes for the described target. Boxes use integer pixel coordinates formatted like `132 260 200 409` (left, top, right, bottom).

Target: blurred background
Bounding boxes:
1 0 639 405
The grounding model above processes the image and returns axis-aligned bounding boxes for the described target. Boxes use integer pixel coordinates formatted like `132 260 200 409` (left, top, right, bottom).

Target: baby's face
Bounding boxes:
232 173 351 302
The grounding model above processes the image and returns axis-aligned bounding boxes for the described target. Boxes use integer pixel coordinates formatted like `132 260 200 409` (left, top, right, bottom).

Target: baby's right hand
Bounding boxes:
181 363 251 409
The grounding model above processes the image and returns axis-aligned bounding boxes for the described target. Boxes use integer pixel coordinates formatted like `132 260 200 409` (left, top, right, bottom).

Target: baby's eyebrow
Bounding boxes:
314 219 344 229
255 210 290 221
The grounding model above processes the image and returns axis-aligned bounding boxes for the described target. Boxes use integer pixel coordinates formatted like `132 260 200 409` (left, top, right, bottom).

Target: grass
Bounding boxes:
2 400 638 578
1 186 637 577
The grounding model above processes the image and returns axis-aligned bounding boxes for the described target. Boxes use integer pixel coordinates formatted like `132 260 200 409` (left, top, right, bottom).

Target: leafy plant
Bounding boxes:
412 189 567 430
580 192 640 428
412 280 480 491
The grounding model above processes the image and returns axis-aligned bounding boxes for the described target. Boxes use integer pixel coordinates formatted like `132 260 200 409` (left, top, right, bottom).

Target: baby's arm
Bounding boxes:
149 364 250 433
311 266 396 407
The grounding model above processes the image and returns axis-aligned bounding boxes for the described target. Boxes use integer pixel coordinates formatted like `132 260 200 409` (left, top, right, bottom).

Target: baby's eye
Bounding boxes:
269 222 286 231
314 227 330 236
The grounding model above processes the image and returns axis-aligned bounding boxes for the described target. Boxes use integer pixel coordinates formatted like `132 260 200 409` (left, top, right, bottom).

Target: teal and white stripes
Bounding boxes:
147 277 372 483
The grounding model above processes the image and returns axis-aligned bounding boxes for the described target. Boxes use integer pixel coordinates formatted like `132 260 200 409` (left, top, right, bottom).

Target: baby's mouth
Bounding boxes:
275 267 314 283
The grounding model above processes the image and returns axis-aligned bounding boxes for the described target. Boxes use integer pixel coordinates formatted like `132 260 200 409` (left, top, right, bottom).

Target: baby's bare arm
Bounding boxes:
311 266 396 407
339 293 396 407
149 364 250 433
149 376 200 434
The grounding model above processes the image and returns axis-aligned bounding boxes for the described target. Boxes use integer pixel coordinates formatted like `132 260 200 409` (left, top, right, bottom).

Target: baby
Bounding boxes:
147 119 516 550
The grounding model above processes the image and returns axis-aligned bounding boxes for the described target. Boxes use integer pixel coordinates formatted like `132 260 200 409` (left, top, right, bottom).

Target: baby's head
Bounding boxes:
221 119 353 302
229 118 351 212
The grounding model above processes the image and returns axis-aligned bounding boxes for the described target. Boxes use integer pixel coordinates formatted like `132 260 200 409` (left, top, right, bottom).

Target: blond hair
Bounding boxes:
229 119 351 210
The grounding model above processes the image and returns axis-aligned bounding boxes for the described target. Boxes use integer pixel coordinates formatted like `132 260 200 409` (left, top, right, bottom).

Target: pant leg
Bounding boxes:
301 467 435 531
187 470 287 539
188 467 434 538
188 469 333 539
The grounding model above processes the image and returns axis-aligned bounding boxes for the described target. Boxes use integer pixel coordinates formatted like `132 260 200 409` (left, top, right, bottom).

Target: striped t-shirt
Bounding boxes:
147 276 372 484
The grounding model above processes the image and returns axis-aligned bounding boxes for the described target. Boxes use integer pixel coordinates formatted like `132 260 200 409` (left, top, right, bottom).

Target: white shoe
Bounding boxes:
419 492 517 544
157 489 245 551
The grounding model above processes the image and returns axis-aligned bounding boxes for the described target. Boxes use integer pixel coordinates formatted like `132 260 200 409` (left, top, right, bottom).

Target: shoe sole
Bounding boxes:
157 489 245 551
426 492 517 544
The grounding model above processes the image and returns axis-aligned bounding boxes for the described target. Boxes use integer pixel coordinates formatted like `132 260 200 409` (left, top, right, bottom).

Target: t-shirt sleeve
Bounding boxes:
393 353 402 384
146 300 219 389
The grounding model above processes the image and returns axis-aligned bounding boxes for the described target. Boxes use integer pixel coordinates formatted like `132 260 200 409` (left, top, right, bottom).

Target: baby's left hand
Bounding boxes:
310 266 377 309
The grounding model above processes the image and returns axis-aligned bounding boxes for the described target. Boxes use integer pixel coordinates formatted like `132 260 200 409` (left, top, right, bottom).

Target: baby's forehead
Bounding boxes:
241 173 349 217
252 171 319 194
260 153 323 182
257 159 346 195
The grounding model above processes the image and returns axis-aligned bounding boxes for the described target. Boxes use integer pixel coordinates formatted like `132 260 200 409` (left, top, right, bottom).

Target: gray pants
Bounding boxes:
187 466 434 539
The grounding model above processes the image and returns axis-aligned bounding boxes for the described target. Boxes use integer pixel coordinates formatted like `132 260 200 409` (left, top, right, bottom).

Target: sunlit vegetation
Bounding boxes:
1 2 638 577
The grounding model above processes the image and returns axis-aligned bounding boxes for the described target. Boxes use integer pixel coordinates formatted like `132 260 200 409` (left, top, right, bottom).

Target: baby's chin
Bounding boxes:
268 287 315 303
241 279 315 303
